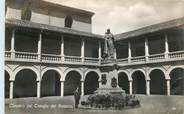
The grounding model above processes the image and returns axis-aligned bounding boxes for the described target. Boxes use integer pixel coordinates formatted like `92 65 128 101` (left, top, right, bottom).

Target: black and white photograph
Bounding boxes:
4 0 184 114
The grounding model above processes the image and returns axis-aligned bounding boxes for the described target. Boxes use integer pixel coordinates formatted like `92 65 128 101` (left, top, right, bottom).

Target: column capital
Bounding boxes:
9 80 14 82
80 80 84 82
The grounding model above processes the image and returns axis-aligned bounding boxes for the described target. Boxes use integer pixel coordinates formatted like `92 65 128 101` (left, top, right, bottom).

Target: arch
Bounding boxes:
169 67 184 95
14 69 37 98
147 67 167 79
130 69 148 80
167 66 184 76
84 71 99 95
64 70 82 96
65 16 73 28
84 69 100 81
118 72 129 94
41 70 61 97
118 70 132 81
131 70 146 94
5 70 10 98
149 69 166 95
13 66 40 81
41 67 63 81
5 66 13 81
64 68 83 81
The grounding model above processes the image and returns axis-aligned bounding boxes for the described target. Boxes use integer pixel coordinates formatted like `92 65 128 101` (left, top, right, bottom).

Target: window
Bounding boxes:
21 6 32 20
65 16 73 28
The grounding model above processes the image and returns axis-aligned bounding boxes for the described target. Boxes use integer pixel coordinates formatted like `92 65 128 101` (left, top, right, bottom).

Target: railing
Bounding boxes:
131 56 146 63
148 53 165 61
169 51 184 59
64 56 82 63
15 52 38 60
117 58 128 64
5 51 11 58
4 50 184 65
84 57 100 64
41 54 61 62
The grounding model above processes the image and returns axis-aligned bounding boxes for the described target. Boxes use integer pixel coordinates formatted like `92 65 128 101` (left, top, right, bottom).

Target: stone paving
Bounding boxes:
5 95 184 114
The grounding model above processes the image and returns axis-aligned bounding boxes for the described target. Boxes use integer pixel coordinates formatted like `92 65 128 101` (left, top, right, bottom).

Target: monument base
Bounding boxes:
95 87 126 96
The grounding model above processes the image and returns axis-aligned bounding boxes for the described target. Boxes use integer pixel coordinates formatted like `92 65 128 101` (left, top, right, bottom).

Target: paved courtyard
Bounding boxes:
5 95 184 114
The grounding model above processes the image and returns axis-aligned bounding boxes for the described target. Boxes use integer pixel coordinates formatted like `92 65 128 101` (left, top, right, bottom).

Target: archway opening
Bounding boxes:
132 71 146 94
170 68 184 95
14 69 37 98
64 71 81 96
150 69 166 95
5 71 10 98
41 70 61 97
84 71 99 95
118 72 129 94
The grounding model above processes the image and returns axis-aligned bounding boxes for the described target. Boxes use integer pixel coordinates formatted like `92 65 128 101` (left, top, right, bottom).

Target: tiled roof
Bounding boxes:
115 17 184 41
6 19 104 40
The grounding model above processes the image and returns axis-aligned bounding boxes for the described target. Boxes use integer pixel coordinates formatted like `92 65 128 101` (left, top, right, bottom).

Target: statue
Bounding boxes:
103 29 115 59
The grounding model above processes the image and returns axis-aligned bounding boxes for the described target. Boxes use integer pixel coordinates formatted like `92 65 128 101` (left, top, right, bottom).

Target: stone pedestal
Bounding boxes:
97 63 126 96
95 87 126 96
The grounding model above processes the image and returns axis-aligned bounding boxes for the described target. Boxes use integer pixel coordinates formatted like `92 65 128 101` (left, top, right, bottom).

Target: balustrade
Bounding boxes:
5 51 11 58
64 56 82 63
15 52 38 60
4 50 184 65
168 51 184 59
148 53 165 61
41 54 61 62
117 58 128 64
84 57 100 64
131 56 146 63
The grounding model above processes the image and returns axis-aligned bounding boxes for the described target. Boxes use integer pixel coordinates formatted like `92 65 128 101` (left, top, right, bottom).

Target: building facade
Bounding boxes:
5 0 184 99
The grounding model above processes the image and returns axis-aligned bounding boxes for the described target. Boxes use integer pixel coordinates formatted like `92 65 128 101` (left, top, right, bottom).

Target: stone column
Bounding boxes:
98 41 102 63
61 35 64 62
145 38 149 61
60 81 64 97
128 41 132 63
98 80 102 88
81 39 85 63
11 29 15 59
166 79 170 96
38 33 42 61
114 49 117 59
81 81 84 96
37 81 41 98
129 80 133 95
9 81 14 99
146 80 150 96
165 34 169 59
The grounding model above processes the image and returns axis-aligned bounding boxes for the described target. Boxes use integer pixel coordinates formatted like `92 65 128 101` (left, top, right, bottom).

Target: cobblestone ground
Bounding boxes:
5 95 184 114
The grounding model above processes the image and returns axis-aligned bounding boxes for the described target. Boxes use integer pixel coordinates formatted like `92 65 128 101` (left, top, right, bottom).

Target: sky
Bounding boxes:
44 0 184 35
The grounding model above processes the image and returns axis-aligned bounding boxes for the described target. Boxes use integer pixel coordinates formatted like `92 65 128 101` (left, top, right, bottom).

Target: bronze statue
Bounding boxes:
103 29 115 59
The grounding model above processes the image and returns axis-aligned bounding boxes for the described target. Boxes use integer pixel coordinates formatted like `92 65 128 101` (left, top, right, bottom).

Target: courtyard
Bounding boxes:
5 95 184 114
